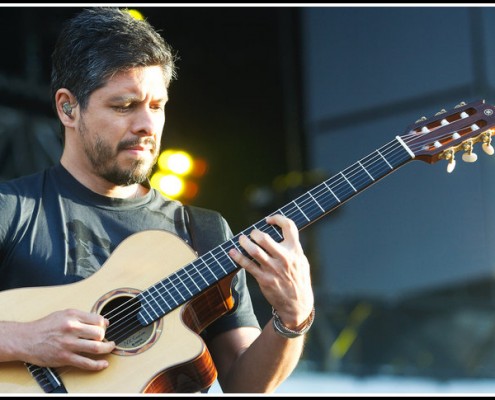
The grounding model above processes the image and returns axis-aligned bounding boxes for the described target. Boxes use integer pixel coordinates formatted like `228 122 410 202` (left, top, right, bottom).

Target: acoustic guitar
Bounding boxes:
1 99 495 393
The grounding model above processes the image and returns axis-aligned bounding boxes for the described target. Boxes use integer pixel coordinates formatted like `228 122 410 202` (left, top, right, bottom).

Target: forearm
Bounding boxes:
220 319 306 393
0 321 27 363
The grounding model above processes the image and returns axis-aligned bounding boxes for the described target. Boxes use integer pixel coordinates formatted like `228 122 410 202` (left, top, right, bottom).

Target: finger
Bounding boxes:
68 311 109 341
242 231 273 264
229 238 263 277
267 214 300 242
77 311 108 328
249 228 284 260
75 337 116 355
68 352 112 371
73 322 108 341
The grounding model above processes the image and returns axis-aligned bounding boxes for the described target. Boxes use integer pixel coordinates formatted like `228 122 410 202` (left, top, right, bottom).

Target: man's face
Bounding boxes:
76 66 168 186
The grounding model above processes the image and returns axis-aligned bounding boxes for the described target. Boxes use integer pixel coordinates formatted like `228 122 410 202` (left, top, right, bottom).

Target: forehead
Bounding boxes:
97 66 168 100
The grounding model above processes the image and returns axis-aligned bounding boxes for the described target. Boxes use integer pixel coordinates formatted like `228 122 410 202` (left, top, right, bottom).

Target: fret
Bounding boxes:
291 192 323 223
157 280 180 306
294 201 310 222
377 148 393 170
178 268 201 295
309 191 325 212
219 244 238 270
165 278 186 302
175 271 193 297
200 257 219 280
358 161 375 181
267 221 284 240
144 287 165 319
210 250 227 275
340 171 357 192
323 181 341 203
149 283 172 310
191 259 212 287
227 238 243 254
139 290 158 321
363 150 393 181
183 264 202 292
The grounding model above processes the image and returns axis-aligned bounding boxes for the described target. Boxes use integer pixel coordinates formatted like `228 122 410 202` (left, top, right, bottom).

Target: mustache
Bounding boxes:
117 138 157 152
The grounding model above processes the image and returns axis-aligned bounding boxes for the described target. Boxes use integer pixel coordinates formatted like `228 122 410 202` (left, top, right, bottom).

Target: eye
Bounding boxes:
150 103 165 111
112 105 131 113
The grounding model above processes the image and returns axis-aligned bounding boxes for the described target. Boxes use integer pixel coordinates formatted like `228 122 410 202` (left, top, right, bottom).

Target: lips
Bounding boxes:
119 139 156 154
126 145 151 152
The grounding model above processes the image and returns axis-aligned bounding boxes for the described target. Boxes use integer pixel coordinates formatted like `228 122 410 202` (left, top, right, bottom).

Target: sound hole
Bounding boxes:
95 288 164 356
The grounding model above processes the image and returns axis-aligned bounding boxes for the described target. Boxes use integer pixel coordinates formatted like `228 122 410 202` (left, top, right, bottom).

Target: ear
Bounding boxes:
55 89 78 127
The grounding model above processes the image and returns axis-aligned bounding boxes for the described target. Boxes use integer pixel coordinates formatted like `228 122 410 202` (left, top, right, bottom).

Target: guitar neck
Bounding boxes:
135 137 414 326
270 136 414 232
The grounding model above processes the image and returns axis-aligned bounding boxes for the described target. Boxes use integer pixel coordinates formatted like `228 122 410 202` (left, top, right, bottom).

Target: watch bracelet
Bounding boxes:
271 306 315 339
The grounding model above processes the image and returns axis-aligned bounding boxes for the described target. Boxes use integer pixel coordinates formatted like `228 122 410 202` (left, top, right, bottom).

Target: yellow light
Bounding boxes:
150 172 185 198
157 150 193 176
126 9 144 21
153 148 205 201
160 174 184 197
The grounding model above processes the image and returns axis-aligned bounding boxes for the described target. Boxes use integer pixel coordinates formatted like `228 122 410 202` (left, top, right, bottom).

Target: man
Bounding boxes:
0 7 314 393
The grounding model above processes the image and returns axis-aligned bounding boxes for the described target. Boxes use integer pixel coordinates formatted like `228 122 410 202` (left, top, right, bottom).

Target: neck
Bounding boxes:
60 158 149 199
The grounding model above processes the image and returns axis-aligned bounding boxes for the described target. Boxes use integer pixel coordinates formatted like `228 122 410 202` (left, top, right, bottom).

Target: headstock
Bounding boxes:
400 99 495 172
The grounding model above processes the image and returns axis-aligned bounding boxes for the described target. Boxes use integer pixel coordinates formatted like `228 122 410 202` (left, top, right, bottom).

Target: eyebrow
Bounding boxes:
109 95 168 103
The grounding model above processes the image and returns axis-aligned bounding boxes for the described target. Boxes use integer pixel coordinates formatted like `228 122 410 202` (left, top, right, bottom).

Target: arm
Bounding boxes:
213 214 314 393
0 309 115 371
207 323 307 393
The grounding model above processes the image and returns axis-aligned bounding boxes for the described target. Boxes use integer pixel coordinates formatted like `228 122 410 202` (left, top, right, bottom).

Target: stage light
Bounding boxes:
151 148 207 202
126 9 144 21
158 150 193 176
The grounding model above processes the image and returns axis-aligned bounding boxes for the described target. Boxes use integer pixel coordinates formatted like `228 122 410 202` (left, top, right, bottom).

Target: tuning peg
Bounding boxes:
482 131 495 155
435 109 447 116
462 152 478 163
415 116 427 124
462 140 478 163
483 142 494 155
444 149 456 173
447 158 456 173
455 101 466 108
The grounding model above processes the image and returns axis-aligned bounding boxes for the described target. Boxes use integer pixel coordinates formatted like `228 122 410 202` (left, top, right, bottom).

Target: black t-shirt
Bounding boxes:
0 163 260 338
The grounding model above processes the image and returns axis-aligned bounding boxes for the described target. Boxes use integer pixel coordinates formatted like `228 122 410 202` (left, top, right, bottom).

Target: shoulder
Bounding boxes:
0 167 52 204
184 205 232 256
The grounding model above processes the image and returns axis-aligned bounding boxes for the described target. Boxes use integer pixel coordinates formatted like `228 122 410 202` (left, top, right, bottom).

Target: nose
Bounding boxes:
132 107 164 137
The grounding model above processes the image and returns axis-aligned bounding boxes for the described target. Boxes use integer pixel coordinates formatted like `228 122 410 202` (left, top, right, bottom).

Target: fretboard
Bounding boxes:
136 137 413 326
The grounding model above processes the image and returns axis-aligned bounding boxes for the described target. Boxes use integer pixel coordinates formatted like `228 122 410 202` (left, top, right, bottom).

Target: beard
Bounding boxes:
79 118 158 186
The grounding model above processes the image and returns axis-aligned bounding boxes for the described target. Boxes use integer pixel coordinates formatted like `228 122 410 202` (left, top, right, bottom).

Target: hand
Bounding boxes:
16 309 115 370
229 214 314 329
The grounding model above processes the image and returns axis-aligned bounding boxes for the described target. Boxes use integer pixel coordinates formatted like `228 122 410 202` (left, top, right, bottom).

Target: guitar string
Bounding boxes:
100 130 428 342
100 123 478 343
132 117 490 325
98 123 484 344
101 138 406 334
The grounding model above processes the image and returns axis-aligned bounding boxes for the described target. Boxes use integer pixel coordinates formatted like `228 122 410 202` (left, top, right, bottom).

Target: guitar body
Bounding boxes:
0 230 235 393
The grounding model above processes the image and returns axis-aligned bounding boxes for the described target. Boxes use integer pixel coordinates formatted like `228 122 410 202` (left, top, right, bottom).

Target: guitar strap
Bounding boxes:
184 204 253 341
184 205 231 256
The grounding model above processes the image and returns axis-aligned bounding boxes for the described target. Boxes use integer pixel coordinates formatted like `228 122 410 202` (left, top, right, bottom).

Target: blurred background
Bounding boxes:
4 4 495 394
